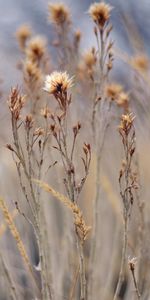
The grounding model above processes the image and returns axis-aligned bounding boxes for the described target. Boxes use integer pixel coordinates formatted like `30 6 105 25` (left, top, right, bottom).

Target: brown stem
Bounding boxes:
76 235 86 300
131 269 141 300
113 217 128 300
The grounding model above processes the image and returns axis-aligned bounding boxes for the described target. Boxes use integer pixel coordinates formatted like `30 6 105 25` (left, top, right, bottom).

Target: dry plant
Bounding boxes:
128 257 141 299
6 69 91 299
87 3 115 297
114 113 138 300
0 1 150 300
7 86 53 299
48 3 81 72
43 70 91 300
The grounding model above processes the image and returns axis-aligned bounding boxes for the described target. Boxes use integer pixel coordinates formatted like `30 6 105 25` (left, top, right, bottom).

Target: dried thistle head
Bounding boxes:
41 106 51 119
25 114 34 129
48 3 71 26
43 71 73 111
8 87 26 120
130 54 149 73
116 92 129 112
50 123 60 138
26 36 46 63
16 24 31 50
83 48 97 70
105 82 123 100
43 71 73 95
33 127 45 136
23 60 42 86
74 30 81 43
77 48 97 81
74 30 82 49
119 113 135 135
88 2 112 28
73 122 81 137
128 256 137 272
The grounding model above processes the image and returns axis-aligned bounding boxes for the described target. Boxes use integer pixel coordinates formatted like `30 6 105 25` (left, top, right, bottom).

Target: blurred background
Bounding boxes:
0 0 150 88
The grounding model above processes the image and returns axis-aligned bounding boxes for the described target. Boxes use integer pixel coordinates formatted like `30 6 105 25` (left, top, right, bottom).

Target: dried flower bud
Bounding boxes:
44 71 73 95
33 127 44 136
83 48 97 70
107 61 113 71
25 114 34 129
68 166 74 175
50 124 55 132
8 87 26 121
74 207 92 241
41 107 51 119
26 36 46 63
131 54 149 73
116 92 129 112
73 122 81 136
6 144 14 152
128 256 137 272
105 83 123 100
43 71 73 111
16 24 31 50
50 124 59 138
84 143 91 152
74 30 81 47
48 3 71 26
83 147 88 155
89 2 112 28
24 60 42 86
119 113 135 134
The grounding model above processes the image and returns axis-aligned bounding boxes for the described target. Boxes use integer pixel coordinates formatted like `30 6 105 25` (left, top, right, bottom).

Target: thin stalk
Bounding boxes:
130 268 141 300
76 236 86 300
88 26 111 300
0 252 18 300
69 264 80 300
113 217 128 300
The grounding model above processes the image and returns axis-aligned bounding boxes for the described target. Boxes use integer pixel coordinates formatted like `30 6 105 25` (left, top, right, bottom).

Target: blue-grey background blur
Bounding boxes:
0 0 150 89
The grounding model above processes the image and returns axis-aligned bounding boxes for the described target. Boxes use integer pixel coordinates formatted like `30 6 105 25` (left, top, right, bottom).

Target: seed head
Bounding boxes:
128 256 137 272
48 3 71 26
43 71 73 95
41 106 51 119
25 114 34 129
105 83 123 100
24 60 42 85
26 36 46 63
16 24 31 50
83 48 97 70
74 30 81 43
88 2 112 28
74 30 82 49
119 113 135 134
131 54 149 73
8 87 26 121
116 92 129 112
33 127 45 136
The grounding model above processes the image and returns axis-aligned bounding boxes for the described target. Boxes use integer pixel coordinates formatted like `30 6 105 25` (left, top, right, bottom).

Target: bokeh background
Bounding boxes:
0 0 150 88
